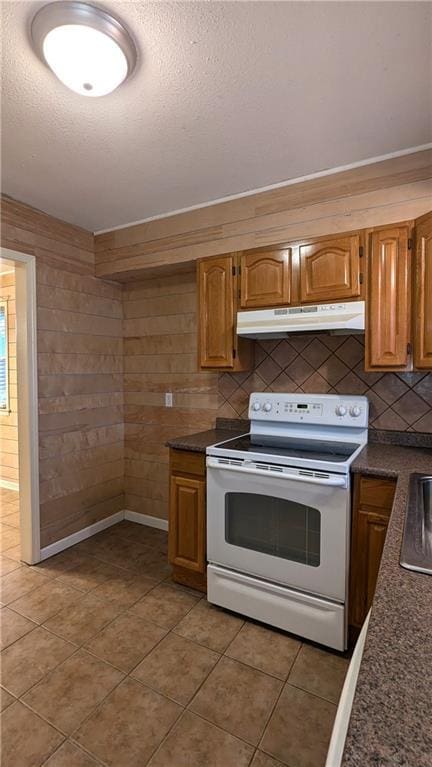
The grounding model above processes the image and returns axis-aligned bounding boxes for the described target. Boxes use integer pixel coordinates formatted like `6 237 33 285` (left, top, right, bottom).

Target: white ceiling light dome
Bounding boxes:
31 1 137 97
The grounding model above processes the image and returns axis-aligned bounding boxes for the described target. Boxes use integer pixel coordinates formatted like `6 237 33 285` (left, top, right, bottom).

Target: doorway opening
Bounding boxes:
0 248 39 564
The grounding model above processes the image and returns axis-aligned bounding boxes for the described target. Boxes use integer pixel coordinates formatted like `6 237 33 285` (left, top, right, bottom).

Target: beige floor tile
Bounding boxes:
251 750 285 767
85 611 167 672
90 570 158 608
74 676 181 767
132 632 219 705
1 544 22 561
1 625 76 697
1 701 64 767
225 622 301 679
0 605 36 650
22 649 124 735
129 583 200 629
2 512 20 528
43 741 100 766
0 525 21 552
148 710 254 767
190 656 282 746
33 549 88 578
174 600 244 653
43 592 123 646
260 684 336 767
1 686 16 712
0 555 21 576
1 566 48 604
9 578 82 623
56 558 121 592
288 644 349 704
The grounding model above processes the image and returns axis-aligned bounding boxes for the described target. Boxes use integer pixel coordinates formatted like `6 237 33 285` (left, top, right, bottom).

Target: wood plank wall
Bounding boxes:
123 272 218 520
0 269 19 485
95 149 432 280
1 197 124 548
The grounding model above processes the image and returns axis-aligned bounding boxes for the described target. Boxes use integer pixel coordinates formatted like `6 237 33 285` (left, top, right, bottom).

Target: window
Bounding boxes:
0 301 9 412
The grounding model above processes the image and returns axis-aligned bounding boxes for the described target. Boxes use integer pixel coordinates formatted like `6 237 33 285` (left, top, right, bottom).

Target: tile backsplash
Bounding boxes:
218 334 432 432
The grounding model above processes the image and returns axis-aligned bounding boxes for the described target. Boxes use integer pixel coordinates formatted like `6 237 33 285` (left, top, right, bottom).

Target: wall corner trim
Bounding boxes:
39 509 169 561
39 511 124 561
124 509 169 531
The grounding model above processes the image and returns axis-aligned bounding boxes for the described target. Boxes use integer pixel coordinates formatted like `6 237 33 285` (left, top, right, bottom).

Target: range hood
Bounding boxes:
237 301 365 339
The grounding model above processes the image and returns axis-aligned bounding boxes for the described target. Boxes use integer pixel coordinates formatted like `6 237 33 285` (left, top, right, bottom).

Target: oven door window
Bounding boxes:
225 492 321 567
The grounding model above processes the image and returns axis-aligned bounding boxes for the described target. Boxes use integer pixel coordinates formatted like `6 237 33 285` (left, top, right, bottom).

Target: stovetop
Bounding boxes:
207 393 369 474
208 433 361 463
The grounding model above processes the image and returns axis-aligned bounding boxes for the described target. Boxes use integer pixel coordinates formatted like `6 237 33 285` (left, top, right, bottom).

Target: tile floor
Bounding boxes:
0 511 349 767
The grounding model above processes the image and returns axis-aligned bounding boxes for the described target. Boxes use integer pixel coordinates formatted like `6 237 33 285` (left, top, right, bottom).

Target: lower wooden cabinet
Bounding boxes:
168 449 207 592
349 474 396 631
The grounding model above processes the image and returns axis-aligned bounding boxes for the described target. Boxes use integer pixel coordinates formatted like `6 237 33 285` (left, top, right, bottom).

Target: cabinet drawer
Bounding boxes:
170 449 206 477
357 475 396 512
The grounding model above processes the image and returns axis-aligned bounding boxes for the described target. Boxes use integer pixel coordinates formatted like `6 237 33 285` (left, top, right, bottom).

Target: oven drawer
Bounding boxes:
208 564 346 651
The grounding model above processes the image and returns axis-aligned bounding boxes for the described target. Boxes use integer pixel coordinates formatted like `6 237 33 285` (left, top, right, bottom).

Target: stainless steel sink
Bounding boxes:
400 475 432 575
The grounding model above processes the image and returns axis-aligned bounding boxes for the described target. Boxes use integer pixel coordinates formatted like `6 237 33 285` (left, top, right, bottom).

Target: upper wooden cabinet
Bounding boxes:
413 211 432 369
197 255 252 371
299 234 362 303
365 225 411 371
239 248 291 309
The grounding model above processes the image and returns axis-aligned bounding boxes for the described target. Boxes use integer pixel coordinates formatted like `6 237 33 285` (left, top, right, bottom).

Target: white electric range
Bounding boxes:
206 392 368 650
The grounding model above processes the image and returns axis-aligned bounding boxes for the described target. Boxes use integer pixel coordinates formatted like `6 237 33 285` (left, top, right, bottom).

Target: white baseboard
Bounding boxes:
124 510 168 532
0 479 19 491
39 511 124 561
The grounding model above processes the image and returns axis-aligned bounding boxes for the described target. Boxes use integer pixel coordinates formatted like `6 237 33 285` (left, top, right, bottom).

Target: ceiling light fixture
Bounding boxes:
31 1 137 97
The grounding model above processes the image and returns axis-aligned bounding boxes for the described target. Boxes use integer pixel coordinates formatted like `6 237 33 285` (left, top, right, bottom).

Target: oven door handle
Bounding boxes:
207 460 347 487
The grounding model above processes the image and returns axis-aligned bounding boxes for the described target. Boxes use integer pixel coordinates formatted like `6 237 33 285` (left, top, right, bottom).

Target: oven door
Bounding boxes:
206 458 349 602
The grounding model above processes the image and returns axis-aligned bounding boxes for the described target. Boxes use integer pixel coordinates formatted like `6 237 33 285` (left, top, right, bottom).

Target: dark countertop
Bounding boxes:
166 418 249 453
343 443 432 767
168 423 432 765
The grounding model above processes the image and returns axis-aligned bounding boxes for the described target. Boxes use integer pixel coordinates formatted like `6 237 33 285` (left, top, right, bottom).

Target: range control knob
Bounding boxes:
263 402 273 413
252 401 261 411
350 405 361 417
335 405 347 416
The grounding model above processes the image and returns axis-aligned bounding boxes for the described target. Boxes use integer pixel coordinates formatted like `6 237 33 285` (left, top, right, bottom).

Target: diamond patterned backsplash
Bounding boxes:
218 334 432 432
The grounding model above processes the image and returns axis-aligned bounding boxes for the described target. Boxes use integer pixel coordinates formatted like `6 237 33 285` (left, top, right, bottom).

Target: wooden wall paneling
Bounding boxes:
123 271 218 524
94 151 432 279
1 196 125 550
413 211 432 369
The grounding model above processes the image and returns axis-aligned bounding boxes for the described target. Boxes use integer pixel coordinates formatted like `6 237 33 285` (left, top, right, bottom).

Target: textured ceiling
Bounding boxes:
1 1 431 232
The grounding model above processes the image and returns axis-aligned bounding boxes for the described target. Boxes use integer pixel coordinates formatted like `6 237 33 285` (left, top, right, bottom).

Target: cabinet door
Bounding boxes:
350 508 389 628
349 475 395 629
299 234 361 303
198 256 235 368
366 226 411 370
240 248 291 308
169 474 205 574
414 212 432 369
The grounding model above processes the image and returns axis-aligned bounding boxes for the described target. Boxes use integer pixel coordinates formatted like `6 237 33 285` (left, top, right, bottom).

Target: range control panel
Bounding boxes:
249 393 368 427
